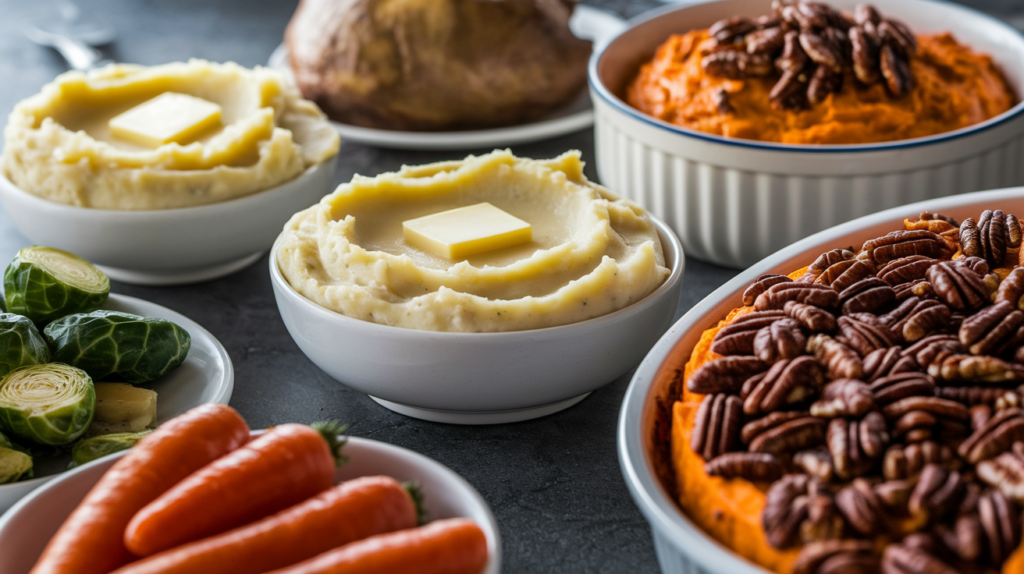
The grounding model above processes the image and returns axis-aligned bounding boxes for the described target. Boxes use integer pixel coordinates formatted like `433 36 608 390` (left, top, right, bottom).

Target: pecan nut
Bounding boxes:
869 372 935 406
977 449 1024 503
755 282 839 311
880 542 958 574
688 356 767 394
883 441 959 481
793 539 879 574
776 30 810 74
861 230 953 266
878 296 951 343
995 267 1024 311
835 478 887 536
705 451 784 482
743 274 792 306
808 334 863 379
708 15 757 42
794 447 835 483
837 313 896 357
746 25 786 55
750 415 828 455
877 255 939 286
929 353 1024 384
879 43 913 97
959 301 1024 356
742 356 824 415
978 488 1022 563
926 260 992 311
754 318 808 363
711 310 786 355
763 474 842 549
862 346 920 383
691 393 744 460
770 69 810 111
961 210 1022 268
957 408 1024 463
838 277 895 315
849 25 880 84
810 378 874 418
827 412 888 480
908 464 965 523
785 300 837 332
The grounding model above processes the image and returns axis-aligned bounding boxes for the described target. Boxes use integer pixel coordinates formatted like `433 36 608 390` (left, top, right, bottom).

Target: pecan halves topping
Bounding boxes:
827 413 888 480
959 301 1024 356
995 267 1024 311
755 282 839 311
960 210 1023 268
978 488 1022 564
799 31 843 71
836 314 896 357
812 253 875 292
849 25 879 84
926 261 992 312
794 447 836 482
708 15 757 42
749 415 828 456
711 310 786 355
688 356 767 394
808 334 863 379
909 464 965 523
776 29 811 74
838 277 895 315
811 378 874 418
793 539 879 574
929 353 1024 384
754 318 808 363
861 230 953 266
742 356 824 415
880 542 958 574
877 255 938 286
743 274 792 305
705 451 784 482
937 386 1023 407
879 296 951 343
785 301 837 332
770 69 810 111
879 43 912 97
763 474 842 549
869 372 935 406
957 408 1024 464
904 334 964 369
835 478 887 536
747 26 786 55
883 441 959 481
702 50 773 79
806 249 855 280
691 393 744 460
862 346 920 383
977 450 1024 503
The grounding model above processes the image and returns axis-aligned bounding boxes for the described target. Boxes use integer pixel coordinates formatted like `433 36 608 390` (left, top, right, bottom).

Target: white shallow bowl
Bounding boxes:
590 0 1024 268
0 435 501 574
0 293 233 515
270 219 684 425
0 160 336 286
618 187 1024 574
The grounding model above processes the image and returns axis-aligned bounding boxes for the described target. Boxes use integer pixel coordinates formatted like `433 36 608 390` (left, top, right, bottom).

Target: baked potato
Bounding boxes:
285 0 592 131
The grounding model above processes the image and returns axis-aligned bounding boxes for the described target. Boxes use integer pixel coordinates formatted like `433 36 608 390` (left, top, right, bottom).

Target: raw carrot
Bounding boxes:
109 476 418 574
262 518 489 574
124 421 344 556
30 403 250 574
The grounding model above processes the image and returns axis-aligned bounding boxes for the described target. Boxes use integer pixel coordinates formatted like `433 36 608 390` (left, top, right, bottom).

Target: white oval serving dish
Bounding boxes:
0 293 233 516
0 160 336 286
618 186 1024 574
270 218 684 425
590 0 1024 268
0 434 500 574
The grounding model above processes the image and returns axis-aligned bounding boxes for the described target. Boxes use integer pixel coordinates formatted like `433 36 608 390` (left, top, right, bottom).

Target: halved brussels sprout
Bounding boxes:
0 313 51 377
69 430 151 469
43 311 190 384
4 246 110 326
0 446 32 484
0 363 95 445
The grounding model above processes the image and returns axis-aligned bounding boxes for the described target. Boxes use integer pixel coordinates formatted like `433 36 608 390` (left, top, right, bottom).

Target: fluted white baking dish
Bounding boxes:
618 187 1024 574
590 0 1024 268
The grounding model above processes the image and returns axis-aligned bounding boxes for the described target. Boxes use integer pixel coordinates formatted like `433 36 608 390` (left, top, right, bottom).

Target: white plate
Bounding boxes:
0 293 234 515
0 435 500 574
266 5 626 150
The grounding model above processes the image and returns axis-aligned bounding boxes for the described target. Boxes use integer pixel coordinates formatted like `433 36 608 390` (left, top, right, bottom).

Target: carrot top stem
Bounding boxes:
310 420 349 467
402 481 428 526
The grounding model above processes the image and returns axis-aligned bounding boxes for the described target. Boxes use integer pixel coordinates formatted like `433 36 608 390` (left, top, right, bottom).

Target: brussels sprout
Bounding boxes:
4 246 110 326
0 313 51 377
0 363 95 445
0 446 32 484
44 311 190 384
69 430 151 469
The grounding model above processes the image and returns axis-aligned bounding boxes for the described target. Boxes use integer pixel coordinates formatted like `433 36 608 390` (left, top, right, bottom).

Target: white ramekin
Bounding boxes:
590 0 1024 269
0 434 501 574
0 160 336 285
618 187 1024 574
270 219 684 425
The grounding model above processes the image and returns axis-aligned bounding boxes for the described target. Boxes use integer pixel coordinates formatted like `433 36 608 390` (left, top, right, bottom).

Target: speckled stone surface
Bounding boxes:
0 1 1017 571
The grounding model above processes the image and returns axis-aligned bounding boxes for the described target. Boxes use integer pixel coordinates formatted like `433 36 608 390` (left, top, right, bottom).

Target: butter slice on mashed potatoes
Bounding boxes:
2 60 339 210
276 150 671 332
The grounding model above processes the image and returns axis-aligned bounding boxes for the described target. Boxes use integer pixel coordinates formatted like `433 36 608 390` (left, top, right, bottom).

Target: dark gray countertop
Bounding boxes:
0 1 1018 571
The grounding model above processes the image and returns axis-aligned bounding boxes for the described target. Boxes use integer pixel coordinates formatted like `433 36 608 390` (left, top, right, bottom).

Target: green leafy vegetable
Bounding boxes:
69 430 152 469
0 446 32 484
0 363 95 445
43 311 190 384
0 313 51 377
4 246 110 326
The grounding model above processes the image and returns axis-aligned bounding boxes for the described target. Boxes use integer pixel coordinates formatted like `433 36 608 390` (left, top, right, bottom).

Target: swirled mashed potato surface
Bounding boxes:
2 60 339 210
276 150 670 332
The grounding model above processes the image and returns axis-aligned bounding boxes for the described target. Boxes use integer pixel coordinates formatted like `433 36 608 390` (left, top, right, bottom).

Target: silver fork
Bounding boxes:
25 2 115 71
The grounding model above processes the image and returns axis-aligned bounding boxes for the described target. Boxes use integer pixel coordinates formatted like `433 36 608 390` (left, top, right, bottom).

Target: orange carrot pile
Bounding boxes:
27 405 489 574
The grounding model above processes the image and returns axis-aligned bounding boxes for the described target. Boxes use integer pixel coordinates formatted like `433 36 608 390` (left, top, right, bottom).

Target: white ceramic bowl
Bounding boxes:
0 160 336 285
0 293 234 515
270 219 684 425
0 434 501 574
618 186 1024 574
590 0 1024 268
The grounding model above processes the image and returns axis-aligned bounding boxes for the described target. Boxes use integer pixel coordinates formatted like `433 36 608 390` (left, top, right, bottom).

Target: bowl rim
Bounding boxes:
617 185 1024 574
0 434 502 574
588 0 1024 154
268 214 685 339
0 159 333 219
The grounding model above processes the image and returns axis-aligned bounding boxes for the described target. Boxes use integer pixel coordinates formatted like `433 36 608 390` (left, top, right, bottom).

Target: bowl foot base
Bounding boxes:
97 251 264 286
368 393 592 425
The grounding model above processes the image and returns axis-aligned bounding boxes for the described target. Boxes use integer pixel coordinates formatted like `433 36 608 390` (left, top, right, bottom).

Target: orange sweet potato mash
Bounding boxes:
627 31 1016 145
661 268 1024 573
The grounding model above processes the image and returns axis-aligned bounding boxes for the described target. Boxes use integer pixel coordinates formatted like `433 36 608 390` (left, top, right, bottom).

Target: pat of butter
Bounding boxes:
108 92 222 148
403 203 532 260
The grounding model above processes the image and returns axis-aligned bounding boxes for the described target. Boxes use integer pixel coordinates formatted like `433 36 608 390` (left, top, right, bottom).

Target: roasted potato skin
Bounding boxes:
285 0 592 131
